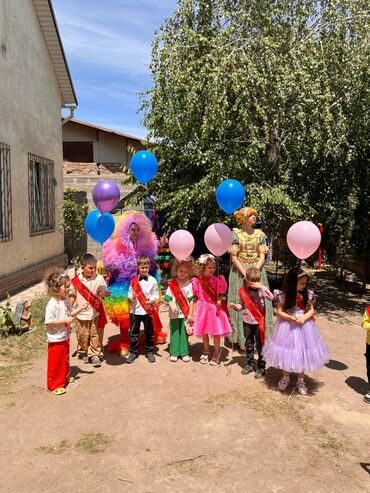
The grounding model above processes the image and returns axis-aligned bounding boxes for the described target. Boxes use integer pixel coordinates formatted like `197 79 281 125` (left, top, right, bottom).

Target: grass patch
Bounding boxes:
36 439 70 455
75 433 112 454
0 294 48 396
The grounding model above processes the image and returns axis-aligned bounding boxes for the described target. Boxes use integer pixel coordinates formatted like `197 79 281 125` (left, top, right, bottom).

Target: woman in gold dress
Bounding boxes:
228 207 274 348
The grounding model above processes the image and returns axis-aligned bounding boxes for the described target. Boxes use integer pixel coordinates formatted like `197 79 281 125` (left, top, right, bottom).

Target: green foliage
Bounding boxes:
138 0 369 269
61 188 89 261
0 301 18 337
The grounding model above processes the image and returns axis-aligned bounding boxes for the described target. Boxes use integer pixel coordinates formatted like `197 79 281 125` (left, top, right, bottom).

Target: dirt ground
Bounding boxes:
1 270 369 493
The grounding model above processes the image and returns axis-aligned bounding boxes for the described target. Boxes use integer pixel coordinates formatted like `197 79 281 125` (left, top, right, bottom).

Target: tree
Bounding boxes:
61 188 89 261
137 0 369 275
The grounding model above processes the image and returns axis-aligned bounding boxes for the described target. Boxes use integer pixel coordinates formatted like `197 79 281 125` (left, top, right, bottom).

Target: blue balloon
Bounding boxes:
130 151 158 185
216 179 245 214
84 210 115 244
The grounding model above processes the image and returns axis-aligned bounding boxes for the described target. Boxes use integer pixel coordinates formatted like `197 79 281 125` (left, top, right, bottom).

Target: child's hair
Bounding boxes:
171 257 194 277
137 255 150 266
81 253 97 265
245 267 261 283
234 207 258 225
282 267 310 311
44 267 70 296
195 254 218 277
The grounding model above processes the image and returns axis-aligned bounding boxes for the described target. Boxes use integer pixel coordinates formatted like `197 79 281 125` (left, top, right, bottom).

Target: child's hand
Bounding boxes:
296 316 306 325
229 303 239 311
66 316 74 325
79 303 89 312
248 281 262 289
186 325 193 336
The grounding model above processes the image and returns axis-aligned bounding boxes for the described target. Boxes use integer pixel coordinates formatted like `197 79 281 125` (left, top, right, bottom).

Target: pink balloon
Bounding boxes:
168 230 195 260
287 221 321 259
204 223 233 257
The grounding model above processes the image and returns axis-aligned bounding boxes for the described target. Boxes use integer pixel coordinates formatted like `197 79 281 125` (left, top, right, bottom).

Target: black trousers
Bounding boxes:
129 314 154 355
366 343 370 385
243 322 265 370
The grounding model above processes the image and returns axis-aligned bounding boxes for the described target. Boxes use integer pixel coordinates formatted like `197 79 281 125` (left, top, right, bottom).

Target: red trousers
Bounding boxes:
47 339 70 391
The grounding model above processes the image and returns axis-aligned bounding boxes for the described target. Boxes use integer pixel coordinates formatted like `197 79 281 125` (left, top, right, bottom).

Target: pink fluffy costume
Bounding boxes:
102 211 166 354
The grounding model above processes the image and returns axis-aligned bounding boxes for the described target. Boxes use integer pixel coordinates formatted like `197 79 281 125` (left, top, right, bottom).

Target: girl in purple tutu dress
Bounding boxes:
192 254 232 366
262 267 330 395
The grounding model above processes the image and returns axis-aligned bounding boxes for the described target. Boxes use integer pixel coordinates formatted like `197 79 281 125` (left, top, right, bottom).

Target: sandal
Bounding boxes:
278 376 290 391
182 355 191 362
169 355 178 362
200 353 210 364
209 352 221 367
68 377 75 384
51 387 66 395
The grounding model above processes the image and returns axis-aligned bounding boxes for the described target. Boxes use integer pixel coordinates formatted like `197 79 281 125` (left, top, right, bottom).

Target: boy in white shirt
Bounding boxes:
126 256 160 364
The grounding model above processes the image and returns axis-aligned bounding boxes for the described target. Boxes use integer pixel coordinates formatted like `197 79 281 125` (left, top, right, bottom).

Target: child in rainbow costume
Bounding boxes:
102 211 166 355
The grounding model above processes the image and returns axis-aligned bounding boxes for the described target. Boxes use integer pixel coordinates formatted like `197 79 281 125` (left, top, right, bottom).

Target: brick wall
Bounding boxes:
0 254 67 300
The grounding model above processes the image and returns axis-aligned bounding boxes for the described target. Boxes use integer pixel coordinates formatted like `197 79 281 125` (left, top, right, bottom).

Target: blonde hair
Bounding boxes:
171 257 194 278
195 254 218 277
234 207 258 225
44 267 70 296
137 255 150 266
245 267 261 283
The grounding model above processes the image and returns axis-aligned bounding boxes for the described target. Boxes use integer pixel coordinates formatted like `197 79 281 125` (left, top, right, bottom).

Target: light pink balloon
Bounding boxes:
287 221 321 260
168 230 195 260
204 223 233 257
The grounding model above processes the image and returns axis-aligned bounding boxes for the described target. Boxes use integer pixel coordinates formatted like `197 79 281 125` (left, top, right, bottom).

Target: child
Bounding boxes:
263 267 330 395
69 253 110 368
164 258 195 362
126 255 160 364
44 268 86 395
361 305 370 404
229 266 274 378
192 254 232 366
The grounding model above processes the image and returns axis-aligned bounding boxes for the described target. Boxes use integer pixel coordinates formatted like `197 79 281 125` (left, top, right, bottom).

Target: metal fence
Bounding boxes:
0 142 12 242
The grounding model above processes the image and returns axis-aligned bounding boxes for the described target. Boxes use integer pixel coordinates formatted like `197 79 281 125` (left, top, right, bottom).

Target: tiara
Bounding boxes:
56 271 69 283
198 254 216 264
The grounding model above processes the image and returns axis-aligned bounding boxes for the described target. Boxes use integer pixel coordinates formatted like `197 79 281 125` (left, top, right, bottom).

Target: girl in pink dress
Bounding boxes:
192 254 232 366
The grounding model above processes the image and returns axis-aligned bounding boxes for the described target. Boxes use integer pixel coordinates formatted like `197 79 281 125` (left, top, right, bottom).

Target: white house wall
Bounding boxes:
0 0 65 278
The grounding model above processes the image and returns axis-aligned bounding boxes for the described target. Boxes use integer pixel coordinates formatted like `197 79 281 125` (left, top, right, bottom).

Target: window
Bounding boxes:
28 153 55 235
0 142 12 242
63 141 93 162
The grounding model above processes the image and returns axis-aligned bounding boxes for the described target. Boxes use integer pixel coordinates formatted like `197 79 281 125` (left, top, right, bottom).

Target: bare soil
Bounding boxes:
1 269 369 493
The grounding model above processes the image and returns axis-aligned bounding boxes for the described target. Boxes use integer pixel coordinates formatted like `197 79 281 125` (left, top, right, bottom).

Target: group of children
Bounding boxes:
44 252 369 403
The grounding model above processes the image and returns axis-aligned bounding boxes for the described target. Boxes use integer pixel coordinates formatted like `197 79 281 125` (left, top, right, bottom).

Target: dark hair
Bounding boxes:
245 267 261 283
81 253 97 266
282 267 310 311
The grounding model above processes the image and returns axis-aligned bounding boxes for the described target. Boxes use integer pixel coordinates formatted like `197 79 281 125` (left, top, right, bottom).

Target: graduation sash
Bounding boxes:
168 279 190 318
71 276 107 329
239 286 266 344
199 277 229 318
130 276 164 334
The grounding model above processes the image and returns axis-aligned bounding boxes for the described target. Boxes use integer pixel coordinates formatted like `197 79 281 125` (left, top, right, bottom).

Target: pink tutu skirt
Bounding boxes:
194 300 231 337
262 318 330 373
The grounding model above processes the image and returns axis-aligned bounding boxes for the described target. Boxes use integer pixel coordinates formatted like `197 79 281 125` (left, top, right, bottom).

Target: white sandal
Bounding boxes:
200 353 210 364
169 355 178 362
182 355 191 362
278 376 290 391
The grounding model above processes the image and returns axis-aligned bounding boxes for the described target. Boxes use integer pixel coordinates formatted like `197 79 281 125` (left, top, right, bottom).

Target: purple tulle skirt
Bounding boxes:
262 318 330 373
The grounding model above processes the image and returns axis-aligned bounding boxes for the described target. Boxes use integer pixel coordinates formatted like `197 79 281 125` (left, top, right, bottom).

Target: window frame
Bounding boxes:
0 142 13 242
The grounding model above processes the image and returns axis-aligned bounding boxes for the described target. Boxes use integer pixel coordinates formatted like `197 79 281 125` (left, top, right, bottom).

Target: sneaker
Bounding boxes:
182 355 191 362
169 355 178 362
254 368 266 379
296 379 308 395
278 376 290 391
126 353 136 364
363 392 370 404
241 365 255 375
91 356 102 368
78 353 89 363
146 352 156 363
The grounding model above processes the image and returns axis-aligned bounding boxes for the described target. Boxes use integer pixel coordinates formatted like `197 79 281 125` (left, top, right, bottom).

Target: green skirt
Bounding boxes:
228 263 274 349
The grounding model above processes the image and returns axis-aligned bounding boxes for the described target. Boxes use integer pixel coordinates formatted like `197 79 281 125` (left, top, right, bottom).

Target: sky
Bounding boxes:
53 0 177 138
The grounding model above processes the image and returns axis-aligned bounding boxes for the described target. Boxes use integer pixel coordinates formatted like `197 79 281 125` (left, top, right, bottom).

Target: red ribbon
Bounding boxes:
199 277 230 319
239 286 265 344
71 276 107 329
168 279 190 318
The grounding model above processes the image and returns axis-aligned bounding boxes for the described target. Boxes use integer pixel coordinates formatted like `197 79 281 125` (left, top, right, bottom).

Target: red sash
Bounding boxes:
239 287 266 344
296 294 315 320
168 279 190 318
71 276 107 329
130 276 163 333
199 276 229 318
366 306 370 317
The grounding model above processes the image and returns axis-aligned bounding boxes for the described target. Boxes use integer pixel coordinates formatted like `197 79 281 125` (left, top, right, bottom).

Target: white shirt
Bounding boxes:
44 297 71 343
69 273 106 321
164 280 194 319
128 275 159 315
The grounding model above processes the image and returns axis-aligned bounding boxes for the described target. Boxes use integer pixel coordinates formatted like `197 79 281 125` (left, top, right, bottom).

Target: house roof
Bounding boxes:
33 0 77 106
69 119 143 142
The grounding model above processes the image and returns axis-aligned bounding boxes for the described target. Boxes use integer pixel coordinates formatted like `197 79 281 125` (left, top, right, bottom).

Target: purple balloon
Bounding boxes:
92 180 120 213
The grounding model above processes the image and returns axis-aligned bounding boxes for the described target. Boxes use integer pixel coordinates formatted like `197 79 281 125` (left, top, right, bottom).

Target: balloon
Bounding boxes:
130 151 158 184
84 210 115 244
287 221 321 259
92 180 120 213
204 223 233 256
168 230 195 260
216 179 245 214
